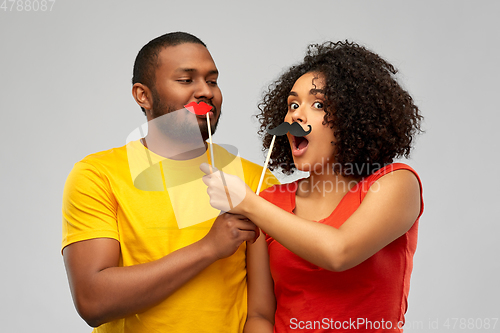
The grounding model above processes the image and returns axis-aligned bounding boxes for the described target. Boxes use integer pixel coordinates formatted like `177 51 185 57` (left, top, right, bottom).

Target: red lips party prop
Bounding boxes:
184 101 213 115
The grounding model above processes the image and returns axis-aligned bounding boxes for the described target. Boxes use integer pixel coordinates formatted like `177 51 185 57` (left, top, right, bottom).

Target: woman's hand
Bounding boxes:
200 163 254 215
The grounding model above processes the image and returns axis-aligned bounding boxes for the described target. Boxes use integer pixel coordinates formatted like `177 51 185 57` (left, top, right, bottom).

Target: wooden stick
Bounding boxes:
207 112 233 210
256 135 276 195
207 113 215 169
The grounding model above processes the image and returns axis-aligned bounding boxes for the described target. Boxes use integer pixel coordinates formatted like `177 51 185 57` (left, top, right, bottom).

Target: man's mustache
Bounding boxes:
267 122 312 137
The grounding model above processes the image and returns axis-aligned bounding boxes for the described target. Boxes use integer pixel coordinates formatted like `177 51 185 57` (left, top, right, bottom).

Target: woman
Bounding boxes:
201 41 423 332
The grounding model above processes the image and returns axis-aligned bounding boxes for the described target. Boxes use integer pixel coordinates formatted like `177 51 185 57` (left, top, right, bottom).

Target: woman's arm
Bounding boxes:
243 233 276 333
202 164 421 272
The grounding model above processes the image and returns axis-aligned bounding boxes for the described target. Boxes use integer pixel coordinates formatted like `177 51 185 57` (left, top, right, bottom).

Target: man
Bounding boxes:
62 32 277 332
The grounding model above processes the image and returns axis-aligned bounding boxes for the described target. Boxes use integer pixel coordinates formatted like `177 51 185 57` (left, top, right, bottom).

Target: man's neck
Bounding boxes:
142 131 208 160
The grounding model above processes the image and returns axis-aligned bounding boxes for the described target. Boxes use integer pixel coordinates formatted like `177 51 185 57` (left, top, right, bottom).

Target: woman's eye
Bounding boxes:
289 103 299 110
313 102 324 109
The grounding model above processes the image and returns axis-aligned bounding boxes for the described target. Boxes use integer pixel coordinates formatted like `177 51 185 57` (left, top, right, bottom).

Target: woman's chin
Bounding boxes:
292 159 312 173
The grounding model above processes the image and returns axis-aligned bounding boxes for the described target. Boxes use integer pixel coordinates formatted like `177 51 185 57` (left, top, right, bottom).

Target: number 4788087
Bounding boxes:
1 0 56 12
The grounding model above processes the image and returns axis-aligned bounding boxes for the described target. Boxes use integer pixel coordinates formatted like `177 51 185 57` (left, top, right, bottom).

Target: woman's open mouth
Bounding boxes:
292 136 309 156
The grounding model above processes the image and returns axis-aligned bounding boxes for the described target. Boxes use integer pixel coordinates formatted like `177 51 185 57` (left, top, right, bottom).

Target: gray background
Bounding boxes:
1 1 499 332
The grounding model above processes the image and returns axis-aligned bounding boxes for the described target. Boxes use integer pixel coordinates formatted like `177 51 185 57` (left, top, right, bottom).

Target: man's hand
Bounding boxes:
201 213 259 260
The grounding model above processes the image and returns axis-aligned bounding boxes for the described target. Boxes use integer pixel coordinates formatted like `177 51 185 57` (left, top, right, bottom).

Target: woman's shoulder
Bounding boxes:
356 162 423 217
359 163 420 187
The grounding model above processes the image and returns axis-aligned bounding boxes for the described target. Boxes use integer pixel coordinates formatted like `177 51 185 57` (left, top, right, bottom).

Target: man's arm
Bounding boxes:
63 213 257 327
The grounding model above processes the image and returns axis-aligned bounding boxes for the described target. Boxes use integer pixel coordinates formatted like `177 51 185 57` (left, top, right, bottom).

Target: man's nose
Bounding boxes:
194 81 214 100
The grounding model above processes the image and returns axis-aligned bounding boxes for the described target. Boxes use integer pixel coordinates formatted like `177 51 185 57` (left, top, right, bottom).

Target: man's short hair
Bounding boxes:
132 32 206 114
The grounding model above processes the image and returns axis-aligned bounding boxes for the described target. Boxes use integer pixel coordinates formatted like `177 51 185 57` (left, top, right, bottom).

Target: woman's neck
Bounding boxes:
297 168 358 200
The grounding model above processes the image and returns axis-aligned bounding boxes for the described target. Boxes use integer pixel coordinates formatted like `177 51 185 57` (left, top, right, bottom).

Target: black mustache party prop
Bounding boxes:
267 122 312 137
256 122 313 194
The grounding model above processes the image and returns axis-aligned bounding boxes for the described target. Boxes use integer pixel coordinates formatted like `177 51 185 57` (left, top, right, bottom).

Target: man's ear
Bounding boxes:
132 83 153 112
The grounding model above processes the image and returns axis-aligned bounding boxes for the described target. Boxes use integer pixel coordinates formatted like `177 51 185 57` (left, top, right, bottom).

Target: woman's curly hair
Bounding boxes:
257 40 423 178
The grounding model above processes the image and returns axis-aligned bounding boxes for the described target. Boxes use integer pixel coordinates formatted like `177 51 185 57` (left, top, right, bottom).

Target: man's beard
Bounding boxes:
150 90 220 142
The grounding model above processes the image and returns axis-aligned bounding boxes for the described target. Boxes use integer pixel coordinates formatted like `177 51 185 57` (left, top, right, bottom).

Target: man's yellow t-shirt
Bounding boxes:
62 141 278 333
